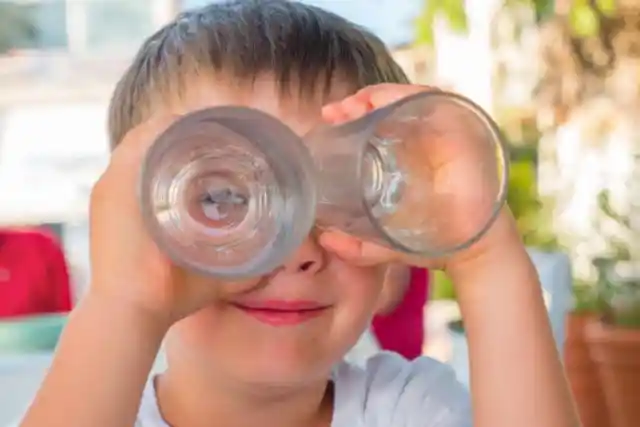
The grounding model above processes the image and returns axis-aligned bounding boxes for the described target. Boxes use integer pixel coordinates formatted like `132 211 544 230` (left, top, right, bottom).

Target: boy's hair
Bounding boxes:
107 0 409 148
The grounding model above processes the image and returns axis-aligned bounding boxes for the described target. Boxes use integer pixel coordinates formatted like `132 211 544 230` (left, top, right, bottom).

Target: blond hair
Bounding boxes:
107 0 409 148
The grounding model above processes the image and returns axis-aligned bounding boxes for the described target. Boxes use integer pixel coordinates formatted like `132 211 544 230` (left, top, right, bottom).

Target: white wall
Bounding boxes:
0 103 109 223
0 103 110 299
432 0 502 113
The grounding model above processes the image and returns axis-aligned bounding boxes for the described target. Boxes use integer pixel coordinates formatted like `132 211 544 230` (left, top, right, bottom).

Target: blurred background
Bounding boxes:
0 1 639 427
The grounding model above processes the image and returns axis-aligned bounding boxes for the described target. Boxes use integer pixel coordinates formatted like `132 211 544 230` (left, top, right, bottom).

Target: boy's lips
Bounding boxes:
232 299 330 326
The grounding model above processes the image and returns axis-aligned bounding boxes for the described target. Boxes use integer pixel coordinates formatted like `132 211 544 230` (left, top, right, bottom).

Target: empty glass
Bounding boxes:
138 107 316 278
307 90 508 256
139 90 509 278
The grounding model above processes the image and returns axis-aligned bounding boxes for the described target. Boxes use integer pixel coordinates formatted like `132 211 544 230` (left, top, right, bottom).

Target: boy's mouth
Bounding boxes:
231 300 330 326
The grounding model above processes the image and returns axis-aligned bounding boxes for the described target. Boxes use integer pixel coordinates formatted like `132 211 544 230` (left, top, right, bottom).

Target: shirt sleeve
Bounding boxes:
361 352 472 427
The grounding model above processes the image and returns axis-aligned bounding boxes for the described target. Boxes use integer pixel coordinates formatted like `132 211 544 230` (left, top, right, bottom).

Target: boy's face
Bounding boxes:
162 75 386 385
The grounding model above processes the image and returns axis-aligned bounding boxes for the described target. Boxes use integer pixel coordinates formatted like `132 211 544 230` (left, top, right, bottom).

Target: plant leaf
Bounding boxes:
569 3 601 38
596 0 617 17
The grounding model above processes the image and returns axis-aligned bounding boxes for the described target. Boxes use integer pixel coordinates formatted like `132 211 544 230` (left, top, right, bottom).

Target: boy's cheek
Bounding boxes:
330 262 386 304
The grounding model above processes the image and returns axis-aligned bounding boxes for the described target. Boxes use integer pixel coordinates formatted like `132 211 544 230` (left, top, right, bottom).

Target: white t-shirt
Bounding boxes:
136 352 472 427
343 327 381 367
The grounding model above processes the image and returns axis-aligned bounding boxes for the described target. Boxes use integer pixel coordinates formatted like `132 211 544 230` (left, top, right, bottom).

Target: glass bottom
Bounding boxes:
140 107 316 278
312 90 507 257
151 145 281 268
362 131 502 255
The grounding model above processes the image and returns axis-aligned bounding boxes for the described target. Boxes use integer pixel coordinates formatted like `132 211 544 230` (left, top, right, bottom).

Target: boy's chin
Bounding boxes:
238 362 333 388
213 349 336 387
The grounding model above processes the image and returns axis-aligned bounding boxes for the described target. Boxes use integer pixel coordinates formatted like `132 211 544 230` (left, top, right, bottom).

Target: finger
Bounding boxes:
318 230 399 266
321 102 350 124
318 230 362 261
353 83 435 109
321 103 344 123
323 84 436 124
338 96 371 121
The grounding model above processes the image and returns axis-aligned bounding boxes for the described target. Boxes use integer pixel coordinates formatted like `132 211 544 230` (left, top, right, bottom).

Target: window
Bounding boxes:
84 0 156 50
181 0 216 10
0 1 68 54
0 0 172 55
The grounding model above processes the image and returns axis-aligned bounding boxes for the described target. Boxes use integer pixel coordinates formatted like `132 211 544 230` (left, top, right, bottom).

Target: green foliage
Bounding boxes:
567 0 617 38
507 156 538 223
569 2 600 37
416 0 468 45
530 0 554 20
592 192 640 328
613 299 640 328
572 279 602 314
0 3 38 54
593 258 640 328
415 0 618 45
507 147 560 251
595 0 617 16
431 270 456 300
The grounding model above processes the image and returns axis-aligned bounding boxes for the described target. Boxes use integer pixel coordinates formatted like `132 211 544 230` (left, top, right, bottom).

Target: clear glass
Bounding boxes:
140 91 508 279
139 107 316 278
305 90 508 256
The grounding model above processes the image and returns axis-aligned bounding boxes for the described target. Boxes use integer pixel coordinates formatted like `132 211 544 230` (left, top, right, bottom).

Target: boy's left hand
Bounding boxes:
319 208 518 274
319 83 518 276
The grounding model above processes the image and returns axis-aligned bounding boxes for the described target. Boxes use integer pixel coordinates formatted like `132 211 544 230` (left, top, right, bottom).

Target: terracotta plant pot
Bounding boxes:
564 314 609 427
586 319 640 427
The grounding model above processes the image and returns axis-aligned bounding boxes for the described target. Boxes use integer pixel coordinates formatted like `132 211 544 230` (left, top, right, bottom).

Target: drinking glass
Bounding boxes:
139 107 316 278
306 90 508 256
139 90 508 279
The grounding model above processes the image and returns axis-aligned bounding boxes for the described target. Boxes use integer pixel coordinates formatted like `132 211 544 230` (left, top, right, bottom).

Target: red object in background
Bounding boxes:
372 267 429 360
0 228 72 319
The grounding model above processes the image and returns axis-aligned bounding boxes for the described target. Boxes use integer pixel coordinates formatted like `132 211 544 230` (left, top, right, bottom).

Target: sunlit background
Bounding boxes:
1 1 639 426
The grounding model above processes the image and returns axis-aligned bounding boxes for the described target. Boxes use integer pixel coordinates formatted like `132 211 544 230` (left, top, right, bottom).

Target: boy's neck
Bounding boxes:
156 367 334 427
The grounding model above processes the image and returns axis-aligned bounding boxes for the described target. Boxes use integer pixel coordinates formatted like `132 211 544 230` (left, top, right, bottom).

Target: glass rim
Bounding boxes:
138 106 318 278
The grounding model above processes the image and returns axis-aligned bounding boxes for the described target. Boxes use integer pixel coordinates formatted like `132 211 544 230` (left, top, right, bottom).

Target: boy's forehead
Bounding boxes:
162 75 354 136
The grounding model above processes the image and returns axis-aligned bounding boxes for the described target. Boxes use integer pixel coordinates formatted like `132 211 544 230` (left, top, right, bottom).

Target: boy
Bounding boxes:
18 1 579 427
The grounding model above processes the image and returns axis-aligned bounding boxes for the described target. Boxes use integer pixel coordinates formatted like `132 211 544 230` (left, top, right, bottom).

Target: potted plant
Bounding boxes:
564 278 610 427
584 192 640 427
586 262 640 427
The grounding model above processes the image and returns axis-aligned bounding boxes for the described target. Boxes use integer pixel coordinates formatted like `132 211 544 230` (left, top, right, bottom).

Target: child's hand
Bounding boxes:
88 116 243 326
320 84 518 278
319 208 518 275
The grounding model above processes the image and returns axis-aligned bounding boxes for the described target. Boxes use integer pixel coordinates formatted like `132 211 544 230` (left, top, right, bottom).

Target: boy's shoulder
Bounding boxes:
332 351 472 427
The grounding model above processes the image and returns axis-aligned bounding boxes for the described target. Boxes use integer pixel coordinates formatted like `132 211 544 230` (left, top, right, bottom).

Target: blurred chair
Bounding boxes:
0 228 72 319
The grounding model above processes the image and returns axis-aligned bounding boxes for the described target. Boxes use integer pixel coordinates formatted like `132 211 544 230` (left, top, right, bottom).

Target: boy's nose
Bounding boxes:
279 236 326 276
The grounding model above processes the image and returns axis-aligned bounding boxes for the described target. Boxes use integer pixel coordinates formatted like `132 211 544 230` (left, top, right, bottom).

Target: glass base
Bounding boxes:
139 107 316 278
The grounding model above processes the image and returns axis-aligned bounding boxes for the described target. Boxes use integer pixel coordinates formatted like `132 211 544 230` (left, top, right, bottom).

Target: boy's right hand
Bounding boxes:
88 116 241 327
